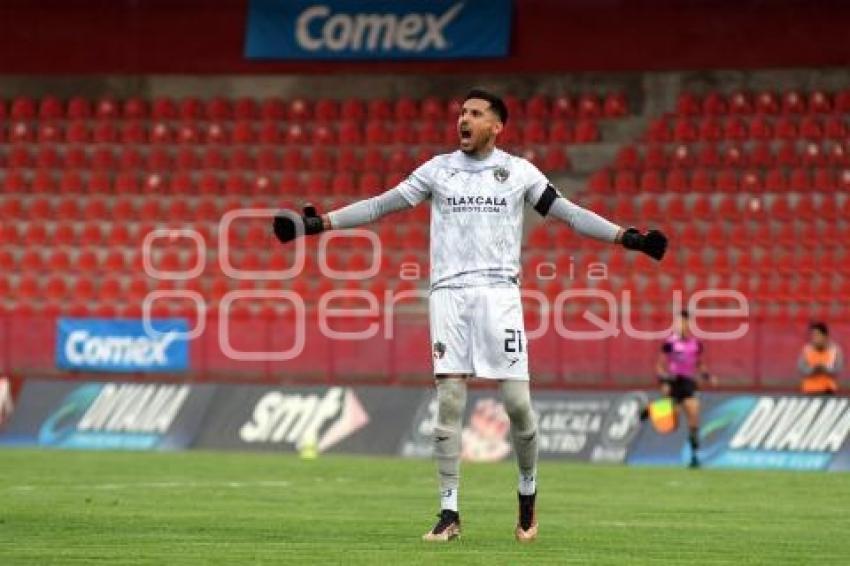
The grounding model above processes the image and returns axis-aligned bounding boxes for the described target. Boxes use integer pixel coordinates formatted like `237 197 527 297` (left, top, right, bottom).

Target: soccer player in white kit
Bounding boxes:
273 89 667 542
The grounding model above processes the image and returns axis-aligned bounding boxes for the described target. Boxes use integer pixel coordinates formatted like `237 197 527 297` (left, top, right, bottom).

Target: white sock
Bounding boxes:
441 488 458 512
519 473 536 496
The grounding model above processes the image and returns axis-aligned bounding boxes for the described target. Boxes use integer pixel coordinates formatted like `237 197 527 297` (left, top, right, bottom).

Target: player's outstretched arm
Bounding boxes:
272 187 414 244
546 195 668 261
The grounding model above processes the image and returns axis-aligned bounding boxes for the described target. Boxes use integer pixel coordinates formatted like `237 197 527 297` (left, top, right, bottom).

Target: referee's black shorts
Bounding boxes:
662 375 698 402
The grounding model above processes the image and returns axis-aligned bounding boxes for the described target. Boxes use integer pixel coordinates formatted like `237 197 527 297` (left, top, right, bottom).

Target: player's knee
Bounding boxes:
436 378 467 425
501 382 534 427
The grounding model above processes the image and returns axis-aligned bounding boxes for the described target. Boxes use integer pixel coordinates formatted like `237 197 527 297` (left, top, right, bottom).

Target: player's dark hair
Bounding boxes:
464 88 508 124
809 321 829 335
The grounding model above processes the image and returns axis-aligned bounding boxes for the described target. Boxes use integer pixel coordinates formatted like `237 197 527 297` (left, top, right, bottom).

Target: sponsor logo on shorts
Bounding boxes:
433 341 447 359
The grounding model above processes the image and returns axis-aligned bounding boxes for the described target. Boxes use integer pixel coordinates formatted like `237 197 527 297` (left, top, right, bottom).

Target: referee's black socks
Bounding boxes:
688 427 699 451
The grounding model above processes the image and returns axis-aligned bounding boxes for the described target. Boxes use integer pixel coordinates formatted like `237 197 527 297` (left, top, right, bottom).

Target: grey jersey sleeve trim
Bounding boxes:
327 186 413 229
548 196 621 243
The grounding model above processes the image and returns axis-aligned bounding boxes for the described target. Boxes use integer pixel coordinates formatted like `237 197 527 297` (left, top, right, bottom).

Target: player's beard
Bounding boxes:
460 130 495 157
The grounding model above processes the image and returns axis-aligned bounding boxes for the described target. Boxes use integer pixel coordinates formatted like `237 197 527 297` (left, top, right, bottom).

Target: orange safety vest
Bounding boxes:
801 344 839 394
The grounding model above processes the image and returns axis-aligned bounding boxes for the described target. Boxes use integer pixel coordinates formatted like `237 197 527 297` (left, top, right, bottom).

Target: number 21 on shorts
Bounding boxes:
504 329 524 353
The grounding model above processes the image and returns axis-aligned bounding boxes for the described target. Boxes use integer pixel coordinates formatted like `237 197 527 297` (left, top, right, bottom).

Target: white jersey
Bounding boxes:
396 148 552 290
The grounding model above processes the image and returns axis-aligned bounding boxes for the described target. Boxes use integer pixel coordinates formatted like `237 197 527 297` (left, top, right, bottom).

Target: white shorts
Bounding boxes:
429 286 529 381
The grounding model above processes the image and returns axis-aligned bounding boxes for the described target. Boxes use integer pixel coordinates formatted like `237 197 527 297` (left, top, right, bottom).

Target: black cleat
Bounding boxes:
516 491 538 542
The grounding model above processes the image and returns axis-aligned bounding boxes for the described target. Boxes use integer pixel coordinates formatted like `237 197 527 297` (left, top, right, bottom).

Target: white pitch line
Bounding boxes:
5 480 291 492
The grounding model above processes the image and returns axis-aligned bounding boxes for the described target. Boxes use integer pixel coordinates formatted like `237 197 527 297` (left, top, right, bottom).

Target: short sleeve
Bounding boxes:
395 158 435 206
521 158 561 215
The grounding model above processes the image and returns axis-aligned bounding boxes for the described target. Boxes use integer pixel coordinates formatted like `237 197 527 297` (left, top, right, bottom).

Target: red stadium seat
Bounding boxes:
64 146 88 169
258 121 281 144
800 116 823 140
716 169 738 192
674 118 699 142
613 171 637 194
603 92 628 117
750 142 774 168
67 96 91 119
336 147 359 173
665 169 687 192
33 170 57 193
340 98 365 121
37 122 62 143
813 168 835 192
151 97 177 120
764 168 787 192
691 168 713 192
826 141 848 167
338 120 362 145
387 148 413 174
789 167 811 190
740 170 763 193
729 91 753 114
121 121 146 144
809 91 832 114
331 173 356 195
755 91 779 114
776 141 799 167
9 121 34 143
782 91 806 114
542 146 569 172
676 92 700 116
748 115 773 140
724 117 748 140
123 96 148 119
10 96 36 120
206 97 232 120
702 92 728 115
723 145 748 170
801 143 826 167
367 98 393 120
260 97 285 120
614 145 639 170
285 124 308 145
574 120 599 143
65 120 91 144
548 121 573 143
312 124 336 146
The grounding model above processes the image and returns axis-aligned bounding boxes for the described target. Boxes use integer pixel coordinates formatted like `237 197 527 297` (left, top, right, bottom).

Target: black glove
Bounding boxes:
273 204 325 244
621 227 667 261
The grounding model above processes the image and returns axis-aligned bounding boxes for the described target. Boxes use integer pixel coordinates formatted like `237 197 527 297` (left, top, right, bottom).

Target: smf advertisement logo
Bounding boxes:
245 0 512 60
38 383 191 450
239 387 369 452
55 318 189 373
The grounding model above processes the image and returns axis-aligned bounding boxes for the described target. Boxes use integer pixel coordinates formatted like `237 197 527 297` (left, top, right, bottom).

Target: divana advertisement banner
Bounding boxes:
628 394 850 471
244 0 512 60
0 380 215 450
55 318 190 373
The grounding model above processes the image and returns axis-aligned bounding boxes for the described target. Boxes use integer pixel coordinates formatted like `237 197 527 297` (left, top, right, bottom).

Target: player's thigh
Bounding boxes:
429 289 473 373
472 286 528 379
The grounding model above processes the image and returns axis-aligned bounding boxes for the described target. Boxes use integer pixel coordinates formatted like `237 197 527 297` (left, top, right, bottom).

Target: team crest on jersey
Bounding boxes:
433 341 446 360
493 166 510 183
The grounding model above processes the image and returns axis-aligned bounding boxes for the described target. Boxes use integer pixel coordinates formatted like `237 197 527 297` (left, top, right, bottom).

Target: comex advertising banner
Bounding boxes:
56 318 189 373
244 0 512 60
194 385 425 454
628 394 850 471
0 380 215 450
400 391 647 464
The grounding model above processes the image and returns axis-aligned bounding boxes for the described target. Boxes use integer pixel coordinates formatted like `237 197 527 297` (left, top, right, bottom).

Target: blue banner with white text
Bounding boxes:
244 0 512 60
627 394 850 471
56 318 189 373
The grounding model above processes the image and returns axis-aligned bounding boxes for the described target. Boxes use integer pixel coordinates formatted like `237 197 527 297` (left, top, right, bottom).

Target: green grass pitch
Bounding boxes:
1 449 848 565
